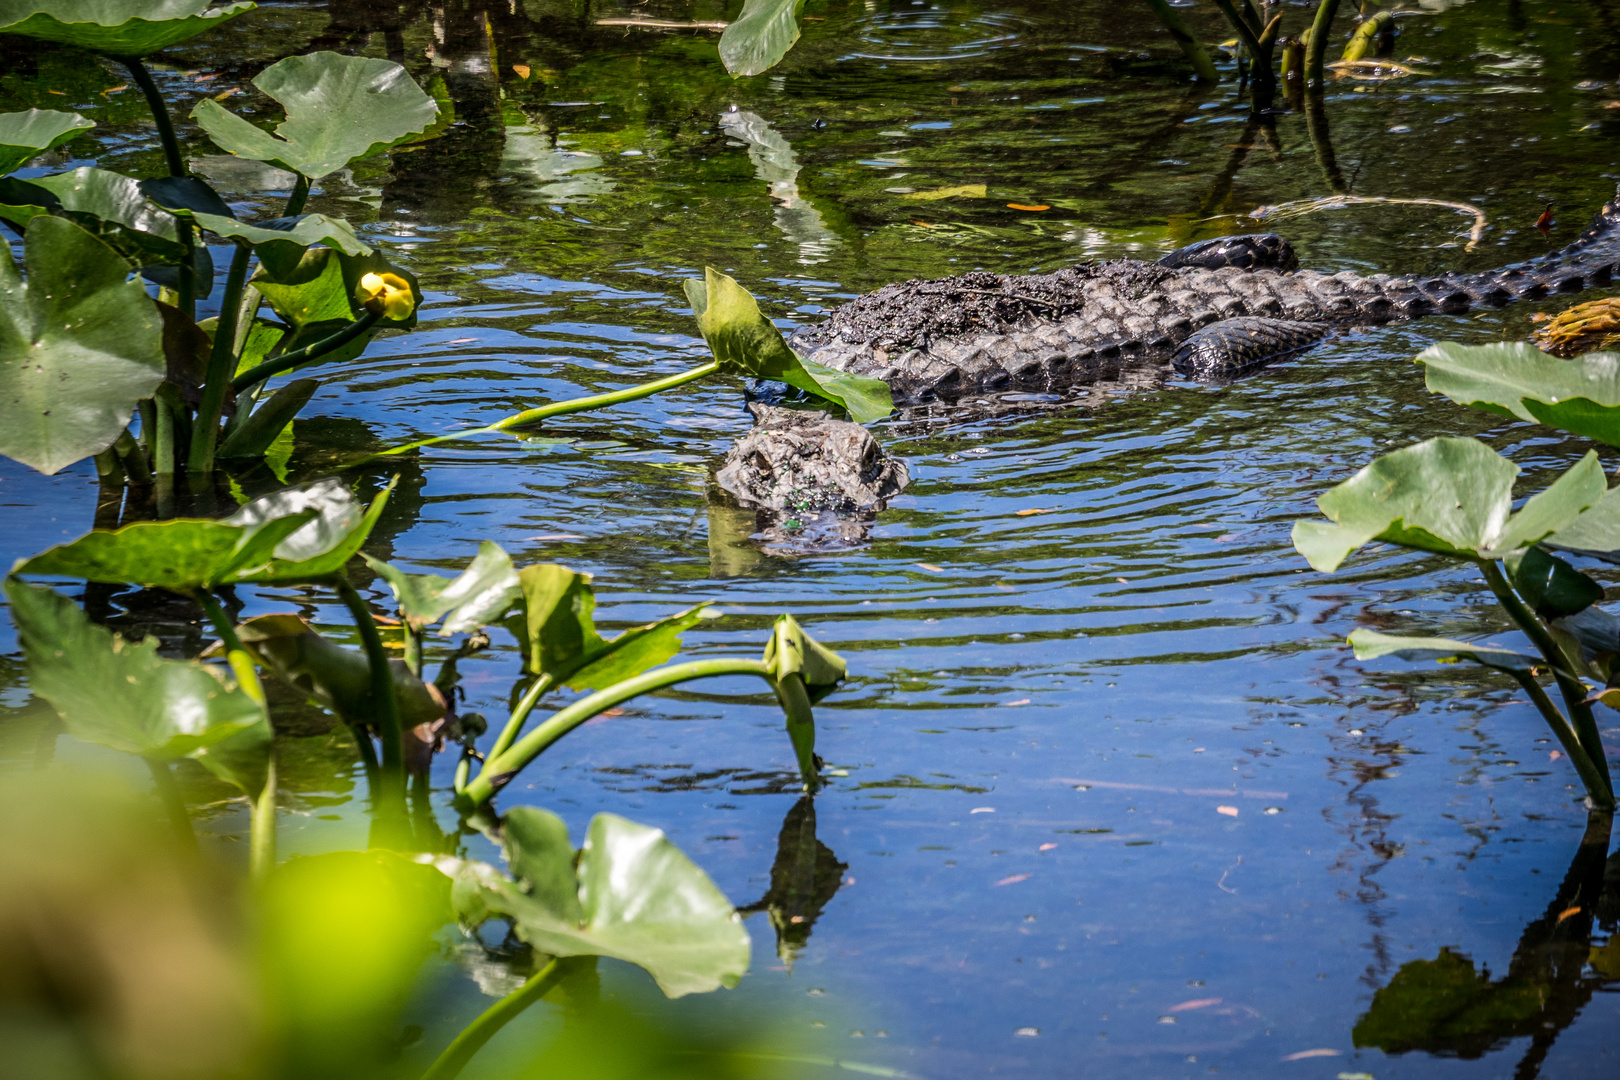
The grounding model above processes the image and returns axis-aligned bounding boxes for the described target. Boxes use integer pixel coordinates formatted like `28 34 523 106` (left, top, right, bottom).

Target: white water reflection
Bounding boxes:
719 107 842 265
501 124 614 204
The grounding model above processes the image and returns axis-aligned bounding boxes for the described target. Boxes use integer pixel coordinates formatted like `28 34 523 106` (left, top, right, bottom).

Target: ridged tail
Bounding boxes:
1462 184 1620 300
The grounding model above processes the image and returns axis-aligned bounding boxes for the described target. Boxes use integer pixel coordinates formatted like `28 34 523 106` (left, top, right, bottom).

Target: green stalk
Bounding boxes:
420 958 568 1080
94 445 124 487
230 310 381 394
187 243 253 475
1304 87 1347 192
373 360 721 460
137 398 157 460
1305 0 1342 86
112 430 152 485
249 754 278 881
146 756 200 858
121 57 185 177
771 671 821 792
1211 0 1264 56
403 623 422 676
284 174 311 216
1479 561 1614 805
453 750 473 794
177 224 197 321
489 674 554 761
1504 668 1612 806
459 657 773 809
195 590 278 875
333 577 407 812
1144 0 1220 83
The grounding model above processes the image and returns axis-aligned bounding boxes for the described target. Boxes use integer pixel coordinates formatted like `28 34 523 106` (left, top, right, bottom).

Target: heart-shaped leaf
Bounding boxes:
0 215 165 475
1347 628 1540 672
254 246 420 334
510 564 714 690
192 52 438 180
443 808 750 998
5 579 267 759
0 166 189 268
363 541 520 634
0 1 256 56
1420 340 1620 446
1291 438 1607 572
0 107 93 174
684 267 892 424
718 0 804 77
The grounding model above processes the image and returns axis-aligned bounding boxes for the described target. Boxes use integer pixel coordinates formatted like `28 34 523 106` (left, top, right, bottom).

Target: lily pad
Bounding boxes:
1347 628 1539 672
684 267 893 424
0 1 256 56
0 215 165 475
1542 485 1620 563
363 541 520 634
718 0 803 77
0 108 93 175
0 166 185 265
192 52 438 180
190 211 371 259
1291 438 1606 572
5 579 267 759
445 808 751 998
1419 340 1620 446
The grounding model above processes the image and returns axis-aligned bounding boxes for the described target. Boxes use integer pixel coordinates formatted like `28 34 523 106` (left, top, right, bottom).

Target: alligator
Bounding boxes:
787 186 1620 403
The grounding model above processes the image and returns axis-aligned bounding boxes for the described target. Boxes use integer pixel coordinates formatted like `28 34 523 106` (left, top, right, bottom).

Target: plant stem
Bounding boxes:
333 576 407 811
284 174 311 216
489 674 554 760
122 57 185 178
1504 668 1612 806
1305 0 1341 86
113 430 152 485
187 243 253 475
1479 561 1614 805
146 756 200 857
230 310 380 394
771 671 821 793
196 590 267 706
1211 0 1264 56
459 657 773 809
197 588 278 876
1144 0 1220 83
420 958 568 1080
373 361 720 459
249 754 277 881
403 623 422 676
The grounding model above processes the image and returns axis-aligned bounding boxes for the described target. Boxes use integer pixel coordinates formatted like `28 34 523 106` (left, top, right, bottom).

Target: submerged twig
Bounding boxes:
1236 195 1489 251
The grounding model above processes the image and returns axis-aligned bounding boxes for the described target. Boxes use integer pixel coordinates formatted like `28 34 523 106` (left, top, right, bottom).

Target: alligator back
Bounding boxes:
790 187 1620 403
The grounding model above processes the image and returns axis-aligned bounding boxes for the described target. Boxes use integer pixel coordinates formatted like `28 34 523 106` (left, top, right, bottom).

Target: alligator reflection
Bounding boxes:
738 796 849 966
1353 811 1620 1077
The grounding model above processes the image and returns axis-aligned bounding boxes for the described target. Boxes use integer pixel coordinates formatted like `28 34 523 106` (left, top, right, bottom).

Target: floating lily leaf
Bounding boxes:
718 0 804 77
0 215 165 475
231 613 447 730
1347 628 1539 672
1291 438 1606 572
5 579 267 759
444 808 750 998
192 52 438 180
363 541 520 635
1420 341 1620 446
684 267 893 424
0 1 256 56
0 107 92 174
510 563 714 691
1504 546 1603 619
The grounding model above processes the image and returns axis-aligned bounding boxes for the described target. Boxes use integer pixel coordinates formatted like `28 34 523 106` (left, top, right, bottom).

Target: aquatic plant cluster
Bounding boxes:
1 1 1618 1077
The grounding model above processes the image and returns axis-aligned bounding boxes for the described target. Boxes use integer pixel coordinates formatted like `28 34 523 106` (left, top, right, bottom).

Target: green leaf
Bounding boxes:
191 52 438 180
444 810 750 998
190 211 371 258
362 541 520 634
684 268 892 423
510 563 714 690
762 612 846 704
0 215 164 475
1504 547 1603 619
1542 485 1620 564
1420 340 1620 446
139 175 234 218
1346 628 1539 672
1290 438 1605 572
231 477 395 583
232 612 446 730
0 1 256 56
189 713 273 797
0 108 93 175
0 166 185 263
254 246 420 334
215 378 316 460
718 0 805 77
5 579 267 759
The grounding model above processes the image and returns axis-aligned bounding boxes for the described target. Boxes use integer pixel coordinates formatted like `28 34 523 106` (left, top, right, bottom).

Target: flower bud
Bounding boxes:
354 271 415 320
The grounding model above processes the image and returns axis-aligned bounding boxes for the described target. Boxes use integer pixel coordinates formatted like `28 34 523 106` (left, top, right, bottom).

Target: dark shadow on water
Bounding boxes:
737 796 848 967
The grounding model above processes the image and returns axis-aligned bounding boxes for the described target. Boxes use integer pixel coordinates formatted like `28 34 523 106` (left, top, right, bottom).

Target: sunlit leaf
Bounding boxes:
363 541 520 634
1346 628 1539 672
254 246 420 335
0 107 92 174
0 166 185 264
0 215 165 475
231 478 395 583
0 1 256 56
5 579 266 759
442 808 751 998
192 52 438 180
1542 485 1620 564
1420 340 1620 446
1291 438 1605 572
684 267 892 423
188 211 370 258
718 0 804 77
762 612 846 704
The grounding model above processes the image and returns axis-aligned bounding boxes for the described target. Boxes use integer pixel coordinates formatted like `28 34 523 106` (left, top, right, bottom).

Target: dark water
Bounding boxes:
3 1 1620 1077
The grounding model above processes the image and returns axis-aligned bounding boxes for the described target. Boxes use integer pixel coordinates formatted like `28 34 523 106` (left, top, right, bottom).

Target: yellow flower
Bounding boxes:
355 272 415 320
